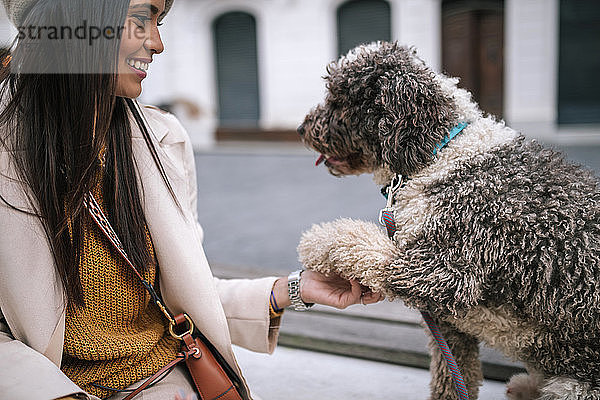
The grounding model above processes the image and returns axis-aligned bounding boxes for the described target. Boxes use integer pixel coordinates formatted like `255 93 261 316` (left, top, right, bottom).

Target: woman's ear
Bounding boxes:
377 67 458 176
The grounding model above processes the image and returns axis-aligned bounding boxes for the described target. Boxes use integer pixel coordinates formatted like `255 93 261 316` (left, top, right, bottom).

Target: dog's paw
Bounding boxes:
297 218 399 291
506 373 542 400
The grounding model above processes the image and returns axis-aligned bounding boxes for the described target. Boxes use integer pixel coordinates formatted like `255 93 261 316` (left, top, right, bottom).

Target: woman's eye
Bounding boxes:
131 14 151 27
130 14 162 29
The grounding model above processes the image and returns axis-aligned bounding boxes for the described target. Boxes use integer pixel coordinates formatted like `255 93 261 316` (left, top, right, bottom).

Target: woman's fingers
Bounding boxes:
300 270 386 308
349 279 362 298
341 279 362 307
360 290 385 305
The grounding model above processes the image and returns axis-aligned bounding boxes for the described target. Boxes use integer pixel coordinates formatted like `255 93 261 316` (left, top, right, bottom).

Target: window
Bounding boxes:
558 0 600 124
213 12 260 127
337 0 391 56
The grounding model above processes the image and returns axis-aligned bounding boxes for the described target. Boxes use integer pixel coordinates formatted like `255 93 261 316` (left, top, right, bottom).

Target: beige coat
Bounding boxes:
0 103 280 400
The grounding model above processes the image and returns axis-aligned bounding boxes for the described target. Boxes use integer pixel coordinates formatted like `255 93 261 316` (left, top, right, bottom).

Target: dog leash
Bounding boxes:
379 123 470 400
380 180 469 400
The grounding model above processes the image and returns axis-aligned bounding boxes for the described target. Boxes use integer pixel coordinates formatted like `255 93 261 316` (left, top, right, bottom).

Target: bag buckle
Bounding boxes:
169 313 195 340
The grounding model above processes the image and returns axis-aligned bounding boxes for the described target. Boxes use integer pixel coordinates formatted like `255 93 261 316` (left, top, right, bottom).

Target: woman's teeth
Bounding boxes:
126 58 148 72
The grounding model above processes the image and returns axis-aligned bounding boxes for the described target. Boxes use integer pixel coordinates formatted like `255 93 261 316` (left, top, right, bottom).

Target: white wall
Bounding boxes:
0 5 16 46
395 0 441 70
141 0 447 148
505 0 558 132
259 1 334 129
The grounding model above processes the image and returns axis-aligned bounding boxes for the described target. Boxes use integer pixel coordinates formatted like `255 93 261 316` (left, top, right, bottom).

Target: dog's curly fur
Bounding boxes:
297 42 600 399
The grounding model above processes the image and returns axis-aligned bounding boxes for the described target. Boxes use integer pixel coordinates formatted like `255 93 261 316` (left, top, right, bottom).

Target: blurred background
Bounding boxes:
3 0 599 146
150 0 598 147
1 1 599 397
3 0 595 147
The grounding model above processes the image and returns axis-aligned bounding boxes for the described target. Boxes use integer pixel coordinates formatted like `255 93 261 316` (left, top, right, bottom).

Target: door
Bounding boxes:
442 0 504 118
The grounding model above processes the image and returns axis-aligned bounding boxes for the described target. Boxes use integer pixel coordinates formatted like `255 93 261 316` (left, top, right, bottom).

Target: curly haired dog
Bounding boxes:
296 42 600 400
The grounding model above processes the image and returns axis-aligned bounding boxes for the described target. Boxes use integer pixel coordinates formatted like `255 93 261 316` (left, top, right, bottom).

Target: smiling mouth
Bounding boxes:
126 58 149 72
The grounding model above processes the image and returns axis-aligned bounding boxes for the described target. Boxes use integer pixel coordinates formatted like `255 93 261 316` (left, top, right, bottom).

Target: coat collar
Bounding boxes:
130 103 186 145
129 103 190 209
131 104 169 142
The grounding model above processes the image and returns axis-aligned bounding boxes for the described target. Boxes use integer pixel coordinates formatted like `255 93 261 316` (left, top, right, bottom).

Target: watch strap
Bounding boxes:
287 270 313 311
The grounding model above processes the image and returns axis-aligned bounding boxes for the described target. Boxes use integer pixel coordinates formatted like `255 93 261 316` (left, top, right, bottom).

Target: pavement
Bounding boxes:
194 141 600 276
233 345 508 400
194 143 381 276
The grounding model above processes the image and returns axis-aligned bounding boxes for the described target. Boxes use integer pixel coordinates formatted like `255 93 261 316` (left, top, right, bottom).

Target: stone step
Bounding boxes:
213 264 525 382
279 306 524 382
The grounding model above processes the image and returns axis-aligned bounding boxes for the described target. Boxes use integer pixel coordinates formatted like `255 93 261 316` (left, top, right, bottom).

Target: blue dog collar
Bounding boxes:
380 122 469 199
433 122 469 155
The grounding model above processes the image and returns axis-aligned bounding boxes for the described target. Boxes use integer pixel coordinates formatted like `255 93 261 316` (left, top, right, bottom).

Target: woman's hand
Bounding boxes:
300 270 384 309
272 270 384 310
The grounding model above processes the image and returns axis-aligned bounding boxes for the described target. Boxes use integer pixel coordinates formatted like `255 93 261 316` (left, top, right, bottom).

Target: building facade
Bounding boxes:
1 0 598 148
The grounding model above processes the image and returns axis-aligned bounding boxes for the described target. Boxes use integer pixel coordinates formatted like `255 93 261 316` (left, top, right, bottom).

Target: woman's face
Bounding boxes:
115 0 165 99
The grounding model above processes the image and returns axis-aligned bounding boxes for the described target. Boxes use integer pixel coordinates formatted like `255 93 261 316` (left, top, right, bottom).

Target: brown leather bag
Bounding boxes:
120 313 246 400
84 193 248 400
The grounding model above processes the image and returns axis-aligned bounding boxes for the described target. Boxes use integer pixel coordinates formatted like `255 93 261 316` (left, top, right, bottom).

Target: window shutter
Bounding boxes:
558 0 600 124
337 0 391 57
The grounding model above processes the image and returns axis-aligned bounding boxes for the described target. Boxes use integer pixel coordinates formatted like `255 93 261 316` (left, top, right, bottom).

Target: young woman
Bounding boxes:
0 0 383 399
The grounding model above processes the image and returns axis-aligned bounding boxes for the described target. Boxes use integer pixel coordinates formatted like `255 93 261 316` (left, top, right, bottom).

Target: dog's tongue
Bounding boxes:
315 154 326 166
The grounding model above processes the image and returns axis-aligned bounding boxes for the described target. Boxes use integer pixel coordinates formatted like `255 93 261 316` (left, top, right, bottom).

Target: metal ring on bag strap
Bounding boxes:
169 313 195 340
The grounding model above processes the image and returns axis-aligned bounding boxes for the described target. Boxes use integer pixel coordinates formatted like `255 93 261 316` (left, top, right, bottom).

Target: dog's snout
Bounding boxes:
297 123 305 136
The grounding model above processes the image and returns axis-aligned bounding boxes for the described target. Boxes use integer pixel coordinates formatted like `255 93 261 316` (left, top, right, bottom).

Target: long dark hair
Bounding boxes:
0 0 178 307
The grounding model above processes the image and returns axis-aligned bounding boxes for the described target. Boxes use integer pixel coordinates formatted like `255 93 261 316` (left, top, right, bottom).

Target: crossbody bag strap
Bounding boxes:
83 192 198 399
83 192 178 327
84 191 247 400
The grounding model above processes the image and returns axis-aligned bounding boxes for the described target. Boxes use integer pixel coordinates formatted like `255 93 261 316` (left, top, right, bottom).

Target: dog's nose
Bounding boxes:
297 123 305 136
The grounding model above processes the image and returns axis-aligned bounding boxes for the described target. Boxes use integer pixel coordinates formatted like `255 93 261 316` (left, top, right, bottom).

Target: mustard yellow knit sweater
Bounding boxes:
61 169 179 399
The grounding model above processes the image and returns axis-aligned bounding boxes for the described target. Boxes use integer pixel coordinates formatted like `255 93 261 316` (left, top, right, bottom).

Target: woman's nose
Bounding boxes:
146 25 164 55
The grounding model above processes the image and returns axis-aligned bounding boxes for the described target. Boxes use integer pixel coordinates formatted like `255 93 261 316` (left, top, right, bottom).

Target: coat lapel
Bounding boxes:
130 107 236 365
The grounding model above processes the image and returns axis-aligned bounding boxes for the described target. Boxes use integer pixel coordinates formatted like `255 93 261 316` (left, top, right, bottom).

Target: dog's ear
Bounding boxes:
377 58 458 176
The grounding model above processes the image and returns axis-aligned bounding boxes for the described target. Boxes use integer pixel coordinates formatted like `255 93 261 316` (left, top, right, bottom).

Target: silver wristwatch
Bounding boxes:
287 270 314 311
